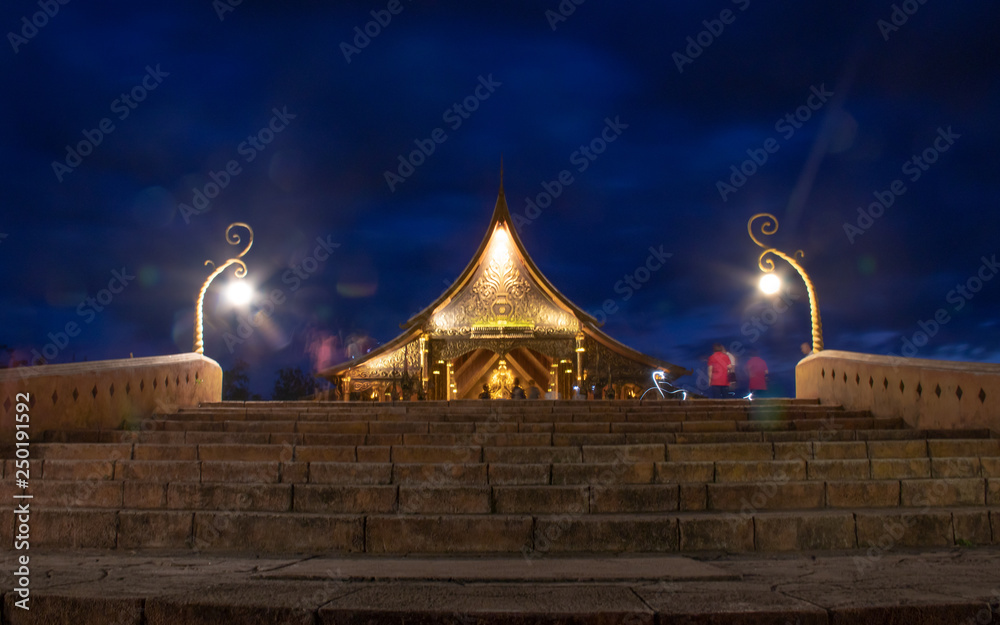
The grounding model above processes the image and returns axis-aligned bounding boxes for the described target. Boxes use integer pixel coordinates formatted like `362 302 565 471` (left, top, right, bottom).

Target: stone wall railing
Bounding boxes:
0 353 222 433
796 349 1000 432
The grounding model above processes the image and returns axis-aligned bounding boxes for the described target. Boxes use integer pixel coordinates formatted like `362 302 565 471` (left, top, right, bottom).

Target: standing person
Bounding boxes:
511 378 526 400
725 346 738 393
527 379 541 400
478 384 491 400
745 350 769 397
707 343 731 399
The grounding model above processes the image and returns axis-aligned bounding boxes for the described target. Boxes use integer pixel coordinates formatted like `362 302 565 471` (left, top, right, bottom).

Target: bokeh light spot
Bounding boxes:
225 280 254 306
759 273 781 295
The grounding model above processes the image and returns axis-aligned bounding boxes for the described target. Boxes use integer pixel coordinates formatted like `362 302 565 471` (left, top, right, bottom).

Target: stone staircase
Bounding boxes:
3 398 999 555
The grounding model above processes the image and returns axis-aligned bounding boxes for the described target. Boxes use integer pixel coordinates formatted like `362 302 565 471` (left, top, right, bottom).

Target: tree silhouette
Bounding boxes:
272 367 315 400
222 359 260 400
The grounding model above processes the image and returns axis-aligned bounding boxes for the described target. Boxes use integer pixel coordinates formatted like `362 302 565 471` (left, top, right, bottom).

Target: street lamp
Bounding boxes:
223 280 254 307
758 273 781 296
747 213 823 352
193 222 254 355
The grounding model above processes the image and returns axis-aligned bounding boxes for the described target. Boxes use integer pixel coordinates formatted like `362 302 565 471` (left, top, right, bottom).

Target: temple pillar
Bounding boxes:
419 334 428 391
575 332 585 396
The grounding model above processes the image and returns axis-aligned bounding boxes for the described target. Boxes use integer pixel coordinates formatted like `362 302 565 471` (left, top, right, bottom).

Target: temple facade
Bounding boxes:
319 179 690 400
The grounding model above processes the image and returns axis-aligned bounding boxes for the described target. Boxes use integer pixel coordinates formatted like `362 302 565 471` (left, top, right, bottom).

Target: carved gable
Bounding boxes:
428 225 578 337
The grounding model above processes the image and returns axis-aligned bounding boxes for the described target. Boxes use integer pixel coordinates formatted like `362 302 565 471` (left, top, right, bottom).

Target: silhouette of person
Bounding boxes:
478 384 491 400
745 350 769 396
707 343 731 399
511 377 526 400
527 379 541 400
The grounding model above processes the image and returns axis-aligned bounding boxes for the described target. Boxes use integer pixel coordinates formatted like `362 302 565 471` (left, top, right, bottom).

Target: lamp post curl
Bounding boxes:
747 213 823 353
193 222 254 354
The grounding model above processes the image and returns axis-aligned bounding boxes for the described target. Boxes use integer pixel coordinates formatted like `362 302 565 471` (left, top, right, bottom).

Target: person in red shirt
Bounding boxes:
745 349 769 397
707 343 731 399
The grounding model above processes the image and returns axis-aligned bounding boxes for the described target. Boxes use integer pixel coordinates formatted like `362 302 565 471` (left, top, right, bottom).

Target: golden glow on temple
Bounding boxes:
320 175 690 400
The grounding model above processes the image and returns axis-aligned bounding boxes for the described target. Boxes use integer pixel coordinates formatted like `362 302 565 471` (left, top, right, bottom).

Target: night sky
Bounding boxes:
2 1 998 397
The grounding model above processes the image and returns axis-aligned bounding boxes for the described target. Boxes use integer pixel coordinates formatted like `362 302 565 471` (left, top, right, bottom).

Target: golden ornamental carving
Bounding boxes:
430 232 578 334
488 359 515 398
344 339 421 380
433 337 575 361
585 338 657 384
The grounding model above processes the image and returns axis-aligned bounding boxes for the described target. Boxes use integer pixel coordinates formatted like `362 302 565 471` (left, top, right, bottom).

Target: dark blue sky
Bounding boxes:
2 1 998 396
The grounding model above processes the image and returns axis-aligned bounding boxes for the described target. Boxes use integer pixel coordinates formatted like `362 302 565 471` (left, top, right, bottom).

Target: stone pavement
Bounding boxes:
2 547 999 624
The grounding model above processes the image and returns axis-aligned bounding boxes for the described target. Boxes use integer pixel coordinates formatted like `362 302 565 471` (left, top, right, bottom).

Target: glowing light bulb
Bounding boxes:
225 280 254 306
759 273 781 295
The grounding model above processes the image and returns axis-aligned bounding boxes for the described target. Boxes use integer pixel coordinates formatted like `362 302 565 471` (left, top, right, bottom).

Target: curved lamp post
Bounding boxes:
747 213 823 353
193 222 254 354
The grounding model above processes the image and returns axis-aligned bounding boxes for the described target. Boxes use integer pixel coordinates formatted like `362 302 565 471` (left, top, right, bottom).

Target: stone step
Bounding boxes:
166 405 865 425
10 440 1000 474
142 415 890 435
194 397 824 411
6 506 997 553
16 457 999 489
33 424 990 450
15 549 1000 625
11 476 998 515
200 398 824 408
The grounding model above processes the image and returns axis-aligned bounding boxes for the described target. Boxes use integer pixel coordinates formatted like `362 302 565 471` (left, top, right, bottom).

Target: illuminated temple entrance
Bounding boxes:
319 176 690 400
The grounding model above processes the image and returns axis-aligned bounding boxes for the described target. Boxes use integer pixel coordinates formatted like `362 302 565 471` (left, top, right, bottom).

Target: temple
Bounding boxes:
319 176 691 399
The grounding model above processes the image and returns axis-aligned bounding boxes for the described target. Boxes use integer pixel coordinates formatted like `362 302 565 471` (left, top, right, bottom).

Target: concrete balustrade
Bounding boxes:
796 350 1000 432
0 353 222 432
